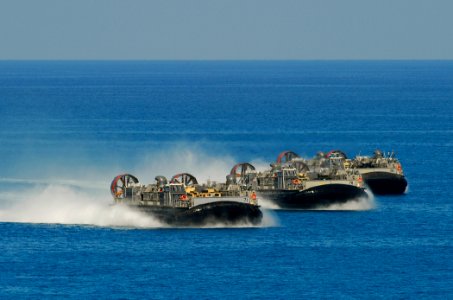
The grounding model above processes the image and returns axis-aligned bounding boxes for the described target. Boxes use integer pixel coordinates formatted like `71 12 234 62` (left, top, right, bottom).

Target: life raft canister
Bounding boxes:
251 192 257 200
179 194 188 201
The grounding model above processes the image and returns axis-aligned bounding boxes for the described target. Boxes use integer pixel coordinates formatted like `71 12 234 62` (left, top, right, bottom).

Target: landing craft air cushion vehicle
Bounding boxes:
323 149 408 195
350 150 407 194
110 173 262 226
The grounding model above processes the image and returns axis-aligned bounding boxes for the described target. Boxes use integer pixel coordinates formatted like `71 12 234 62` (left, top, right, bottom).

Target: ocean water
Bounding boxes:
0 61 452 298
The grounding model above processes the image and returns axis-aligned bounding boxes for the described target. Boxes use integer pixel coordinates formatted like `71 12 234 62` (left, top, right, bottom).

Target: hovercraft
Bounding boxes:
110 173 262 226
351 149 408 195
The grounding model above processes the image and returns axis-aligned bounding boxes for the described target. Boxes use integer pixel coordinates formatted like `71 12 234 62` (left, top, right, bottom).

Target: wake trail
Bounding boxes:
0 185 165 228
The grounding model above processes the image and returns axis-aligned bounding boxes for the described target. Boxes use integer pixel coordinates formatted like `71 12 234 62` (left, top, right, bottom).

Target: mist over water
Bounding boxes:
134 145 237 183
0 145 280 228
313 192 376 211
258 196 281 210
0 184 165 228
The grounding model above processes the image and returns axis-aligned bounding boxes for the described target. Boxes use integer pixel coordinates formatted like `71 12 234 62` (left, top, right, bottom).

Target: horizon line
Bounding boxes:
1 59 452 62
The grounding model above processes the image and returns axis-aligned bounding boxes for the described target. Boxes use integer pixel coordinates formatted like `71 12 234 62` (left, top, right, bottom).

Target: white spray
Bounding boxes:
0 184 164 228
312 188 377 211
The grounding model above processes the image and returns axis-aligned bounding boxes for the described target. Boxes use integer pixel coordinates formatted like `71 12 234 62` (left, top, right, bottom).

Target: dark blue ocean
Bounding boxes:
0 61 452 298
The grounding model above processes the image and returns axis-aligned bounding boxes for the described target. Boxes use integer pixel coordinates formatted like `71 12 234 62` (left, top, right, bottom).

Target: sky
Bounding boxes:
0 0 452 60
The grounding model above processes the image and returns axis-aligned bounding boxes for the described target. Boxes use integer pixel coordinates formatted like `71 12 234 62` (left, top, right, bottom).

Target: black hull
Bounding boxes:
133 201 262 226
362 172 407 195
257 184 367 209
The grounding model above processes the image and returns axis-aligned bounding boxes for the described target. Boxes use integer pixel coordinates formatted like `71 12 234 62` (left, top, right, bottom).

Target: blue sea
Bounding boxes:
0 61 452 298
